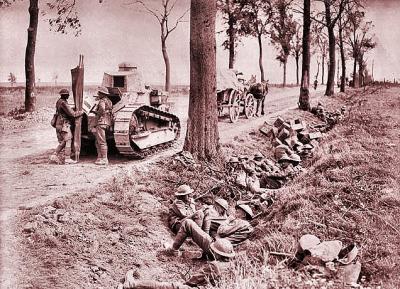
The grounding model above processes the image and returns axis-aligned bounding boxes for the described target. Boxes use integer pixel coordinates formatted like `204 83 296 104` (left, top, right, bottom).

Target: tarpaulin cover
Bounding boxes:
216 69 243 92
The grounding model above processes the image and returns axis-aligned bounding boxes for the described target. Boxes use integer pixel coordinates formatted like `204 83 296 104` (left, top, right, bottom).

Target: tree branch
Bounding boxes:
128 0 162 24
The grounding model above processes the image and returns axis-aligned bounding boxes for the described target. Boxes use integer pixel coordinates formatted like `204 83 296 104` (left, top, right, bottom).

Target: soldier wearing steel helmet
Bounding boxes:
168 184 204 233
50 88 83 164
94 86 113 165
202 198 230 236
216 204 254 246
118 237 234 288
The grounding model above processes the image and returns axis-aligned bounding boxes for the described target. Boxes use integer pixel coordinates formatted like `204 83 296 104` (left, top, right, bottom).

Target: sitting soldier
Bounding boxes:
168 184 204 233
216 204 254 246
202 198 230 237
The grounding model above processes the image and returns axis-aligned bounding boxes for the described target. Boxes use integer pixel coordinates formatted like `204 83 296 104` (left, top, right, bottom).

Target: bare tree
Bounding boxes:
291 21 302 86
217 0 243 69
299 0 311 110
312 24 328 84
53 72 59 86
130 0 189 92
238 0 273 82
183 0 219 160
8 72 17 87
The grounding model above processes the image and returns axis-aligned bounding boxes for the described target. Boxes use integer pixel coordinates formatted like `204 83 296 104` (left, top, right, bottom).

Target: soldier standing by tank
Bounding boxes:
50 89 83 164
94 86 113 165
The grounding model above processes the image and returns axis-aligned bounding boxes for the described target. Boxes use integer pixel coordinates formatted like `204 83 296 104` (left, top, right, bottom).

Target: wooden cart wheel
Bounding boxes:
244 93 256 119
228 90 240 123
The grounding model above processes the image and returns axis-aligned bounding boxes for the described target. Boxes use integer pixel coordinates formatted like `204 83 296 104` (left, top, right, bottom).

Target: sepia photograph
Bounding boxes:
0 0 399 288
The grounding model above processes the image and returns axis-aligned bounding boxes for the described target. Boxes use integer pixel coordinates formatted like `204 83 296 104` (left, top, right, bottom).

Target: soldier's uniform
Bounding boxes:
168 185 204 233
202 198 229 236
50 89 82 164
94 86 113 165
118 261 230 288
216 217 253 246
118 219 235 289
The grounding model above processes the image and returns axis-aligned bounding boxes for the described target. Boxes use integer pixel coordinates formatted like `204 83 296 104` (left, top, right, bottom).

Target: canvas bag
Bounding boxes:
50 110 58 128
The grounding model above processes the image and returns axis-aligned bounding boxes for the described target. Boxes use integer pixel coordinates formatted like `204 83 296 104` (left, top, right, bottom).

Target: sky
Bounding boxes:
0 0 399 85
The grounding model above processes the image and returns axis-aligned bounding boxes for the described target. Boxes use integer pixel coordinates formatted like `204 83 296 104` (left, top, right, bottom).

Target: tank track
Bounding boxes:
113 105 181 159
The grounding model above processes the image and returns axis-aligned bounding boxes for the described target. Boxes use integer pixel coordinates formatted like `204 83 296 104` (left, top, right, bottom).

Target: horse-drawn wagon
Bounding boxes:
216 69 257 123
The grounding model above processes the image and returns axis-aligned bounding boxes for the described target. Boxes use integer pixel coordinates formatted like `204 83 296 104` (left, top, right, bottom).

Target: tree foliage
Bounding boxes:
45 0 82 36
217 0 244 68
313 0 348 96
237 0 273 82
270 0 296 86
342 2 375 87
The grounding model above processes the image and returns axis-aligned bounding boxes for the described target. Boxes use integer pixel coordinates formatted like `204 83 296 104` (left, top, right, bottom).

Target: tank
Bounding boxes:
81 63 181 158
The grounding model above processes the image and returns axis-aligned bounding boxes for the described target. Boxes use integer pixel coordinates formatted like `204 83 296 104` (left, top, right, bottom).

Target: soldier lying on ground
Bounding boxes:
116 238 234 288
168 185 204 233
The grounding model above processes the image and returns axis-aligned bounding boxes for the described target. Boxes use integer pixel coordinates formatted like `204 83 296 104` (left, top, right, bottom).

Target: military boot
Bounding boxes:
49 153 61 164
64 145 77 164
65 158 77 164
95 141 102 164
95 148 109 165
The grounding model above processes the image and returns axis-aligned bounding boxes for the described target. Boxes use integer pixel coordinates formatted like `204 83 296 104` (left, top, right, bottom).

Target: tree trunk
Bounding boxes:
295 54 299 86
299 0 311 111
321 53 325 84
358 56 363 87
283 60 287 87
183 0 219 161
352 57 358 87
161 38 171 92
323 0 336 97
339 26 346 92
325 25 336 96
227 2 235 69
257 33 265 82
24 0 38 112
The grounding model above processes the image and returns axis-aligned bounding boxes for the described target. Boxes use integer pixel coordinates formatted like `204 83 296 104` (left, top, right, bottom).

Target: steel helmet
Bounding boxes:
59 88 69 96
98 86 110 95
215 198 229 211
303 144 313 150
253 152 264 161
210 238 235 258
175 184 193 196
236 204 254 219
288 153 301 163
228 157 239 163
278 154 291 163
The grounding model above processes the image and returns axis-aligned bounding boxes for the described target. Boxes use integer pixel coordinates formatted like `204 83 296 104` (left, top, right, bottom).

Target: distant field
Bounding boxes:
0 85 189 116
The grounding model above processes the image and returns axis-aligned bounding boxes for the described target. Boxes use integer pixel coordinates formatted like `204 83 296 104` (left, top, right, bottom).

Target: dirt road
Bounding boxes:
0 85 324 288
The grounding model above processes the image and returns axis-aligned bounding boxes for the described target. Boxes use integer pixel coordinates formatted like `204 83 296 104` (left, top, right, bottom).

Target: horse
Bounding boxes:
246 75 269 116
